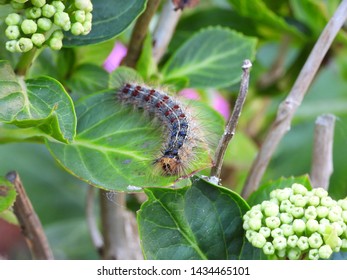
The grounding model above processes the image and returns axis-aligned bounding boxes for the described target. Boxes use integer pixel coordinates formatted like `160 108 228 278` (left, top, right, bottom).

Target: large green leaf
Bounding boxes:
46 77 225 191
247 175 312 207
137 176 261 259
0 61 76 143
0 177 16 213
228 0 304 39
161 27 257 89
63 0 147 46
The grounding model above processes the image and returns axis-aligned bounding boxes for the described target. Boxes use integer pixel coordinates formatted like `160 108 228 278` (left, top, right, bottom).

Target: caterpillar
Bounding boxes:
117 83 207 177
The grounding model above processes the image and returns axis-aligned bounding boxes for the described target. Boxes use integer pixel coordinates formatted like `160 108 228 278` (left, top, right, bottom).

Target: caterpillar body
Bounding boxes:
117 83 207 177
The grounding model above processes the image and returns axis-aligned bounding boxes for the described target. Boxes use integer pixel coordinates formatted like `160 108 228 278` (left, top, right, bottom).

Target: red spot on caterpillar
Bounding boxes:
170 118 176 123
125 83 131 88
155 102 162 108
173 105 180 110
122 88 129 94
132 90 139 97
165 110 171 116
163 96 169 102
149 89 156 95
144 95 150 102
136 85 142 90
179 113 186 118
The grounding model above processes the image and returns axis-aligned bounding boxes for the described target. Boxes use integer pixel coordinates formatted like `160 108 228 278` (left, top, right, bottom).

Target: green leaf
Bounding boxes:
161 27 257 89
137 176 259 259
46 75 225 191
0 61 76 143
63 0 147 46
136 33 157 80
228 0 304 39
0 177 16 213
247 175 312 206
0 209 18 225
66 64 109 97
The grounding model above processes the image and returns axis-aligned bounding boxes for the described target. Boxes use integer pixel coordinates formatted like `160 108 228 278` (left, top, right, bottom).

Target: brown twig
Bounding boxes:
242 0 347 198
310 114 336 190
6 171 54 260
121 0 161 68
152 0 182 64
86 186 104 255
99 190 142 260
210 59 252 180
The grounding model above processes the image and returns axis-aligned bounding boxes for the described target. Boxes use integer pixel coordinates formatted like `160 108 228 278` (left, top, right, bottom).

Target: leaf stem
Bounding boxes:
242 0 347 198
15 48 37 76
122 0 161 68
6 171 54 260
210 59 252 180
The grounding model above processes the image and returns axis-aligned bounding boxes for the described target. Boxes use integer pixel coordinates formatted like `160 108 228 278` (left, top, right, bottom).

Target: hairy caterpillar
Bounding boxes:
117 83 208 177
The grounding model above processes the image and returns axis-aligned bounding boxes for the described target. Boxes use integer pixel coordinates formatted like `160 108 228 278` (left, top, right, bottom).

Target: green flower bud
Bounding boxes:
308 196 320 207
37 17 52 31
318 245 333 259
320 218 330 225
12 0 28 3
293 219 306 233
280 212 293 224
292 183 307 195
263 242 275 255
5 13 21 25
11 1 25 9
42 4 56 18
249 218 262 231
280 224 294 237
71 22 84 35
297 236 309 250
259 227 271 238
82 20 91 34
341 239 347 249
280 200 292 212
321 196 334 207
31 0 46 7
85 12 92 22
249 209 263 219
318 224 327 235
74 10 86 22
75 0 93 12
342 211 347 223
338 199 347 211
306 219 319 232
313 188 328 198
26 7 42 19
52 30 64 40
16 37 33 52
31 33 45 47
21 19 37 34
305 206 317 220
331 205 343 214
264 203 279 217
288 247 301 260
5 25 20 40
251 233 267 248
49 37 63 50
273 236 287 250
265 216 281 229
243 220 250 230
54 11 71 29
294 196 307 207
52 0 65 11
316 206 329 218
271 228 284 238
332 222 343 236
308 249 319 260
276 248 286 258
246 230 257 242
287 235 299 247
276 189 291 201
5 40 18 52
291 207 304 218
308 233 323 249
328 210 341 222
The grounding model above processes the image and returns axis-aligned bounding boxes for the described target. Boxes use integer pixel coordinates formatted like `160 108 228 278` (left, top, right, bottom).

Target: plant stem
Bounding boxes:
6 171 54 260
242 0 347 198
152 0 182 64
210 59 252 180
15 48 37 76
310 114 336 190
121 0 161 68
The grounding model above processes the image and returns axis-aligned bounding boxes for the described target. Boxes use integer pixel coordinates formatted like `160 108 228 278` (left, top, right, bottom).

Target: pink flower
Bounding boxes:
179 88 230 120
103 42 127 73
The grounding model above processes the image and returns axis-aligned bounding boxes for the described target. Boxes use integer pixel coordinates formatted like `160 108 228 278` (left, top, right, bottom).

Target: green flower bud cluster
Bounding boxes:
243 183 347 260
4 0 93 53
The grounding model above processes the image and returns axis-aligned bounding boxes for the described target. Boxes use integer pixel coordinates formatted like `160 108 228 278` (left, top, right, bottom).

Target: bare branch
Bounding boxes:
6 171 54 260
310 114 336 190
210 59 252 180
86 186 104 255
99 190 143 260
153 0 182 64
242 0 347 198
122 0 161 68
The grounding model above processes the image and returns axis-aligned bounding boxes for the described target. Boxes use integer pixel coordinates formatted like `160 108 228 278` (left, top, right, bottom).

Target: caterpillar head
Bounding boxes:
154 156 182 176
